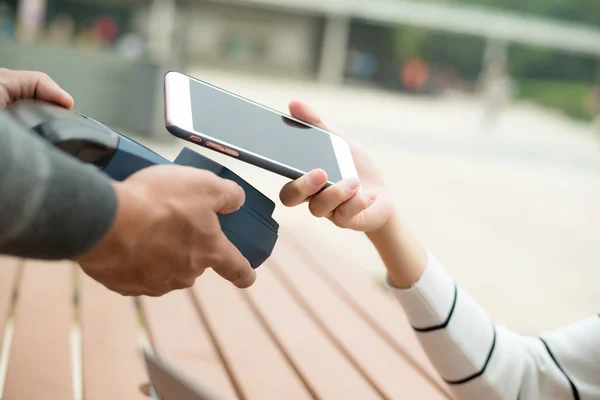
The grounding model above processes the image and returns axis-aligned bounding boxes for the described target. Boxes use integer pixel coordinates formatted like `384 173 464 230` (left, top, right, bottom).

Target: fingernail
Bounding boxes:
347 178 360 191
309 170 326 187
368 193 377 204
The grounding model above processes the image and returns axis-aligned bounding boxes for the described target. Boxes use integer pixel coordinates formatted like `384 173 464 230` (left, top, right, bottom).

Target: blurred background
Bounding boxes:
1 0 599 334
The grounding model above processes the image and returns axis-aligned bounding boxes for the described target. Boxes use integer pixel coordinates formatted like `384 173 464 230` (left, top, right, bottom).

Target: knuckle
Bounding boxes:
331 185 348 200
190 214 221 239
140 275 172 297
281 182 306 206
114 284 144 297
200 228 223 246
279 185 296 206
100 280 125 295
337 205 355 220
173 276 196 290
145 286 168 297
222 177 239 191
183 278 197 289
204 183 225 201
226 269 251 288
0 70 9 87
231 181 245 201
221 181 245 208
278 189 290 205
199 171 220 188
204 249 224 266
36 71 50 80
116 288 136 297
191 171 219 193
300 177 317 194
227 179 243 192
308 200 326 218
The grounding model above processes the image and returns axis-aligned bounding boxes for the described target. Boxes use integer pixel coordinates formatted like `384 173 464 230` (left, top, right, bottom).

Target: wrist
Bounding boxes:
76 181 135 265
365 211 427 289
365 210 400 246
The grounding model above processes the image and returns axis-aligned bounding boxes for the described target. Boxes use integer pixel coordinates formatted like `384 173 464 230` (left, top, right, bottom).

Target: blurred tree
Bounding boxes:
392 25 428 61
391 26 484 82
385 0 600 118
390 0 600 83
447 0 600 25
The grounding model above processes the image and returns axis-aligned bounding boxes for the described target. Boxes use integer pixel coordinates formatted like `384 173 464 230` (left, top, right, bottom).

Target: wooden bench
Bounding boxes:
0 225 454 400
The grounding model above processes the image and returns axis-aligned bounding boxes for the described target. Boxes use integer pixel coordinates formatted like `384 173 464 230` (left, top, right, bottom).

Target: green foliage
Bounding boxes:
392 26 485 79
509 45 598 82
392 26 429 61
517 79 594 121
388 1 600 118
438 0 600 25
391 0 600 79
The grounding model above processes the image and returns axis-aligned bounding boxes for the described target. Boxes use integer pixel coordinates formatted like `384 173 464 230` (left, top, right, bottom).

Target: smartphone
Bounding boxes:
164 71 358 187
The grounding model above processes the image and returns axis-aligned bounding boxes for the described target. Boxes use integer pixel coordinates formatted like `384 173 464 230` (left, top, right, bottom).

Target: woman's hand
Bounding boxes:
280 101 427 289
279 101 395 233
0 68 74 109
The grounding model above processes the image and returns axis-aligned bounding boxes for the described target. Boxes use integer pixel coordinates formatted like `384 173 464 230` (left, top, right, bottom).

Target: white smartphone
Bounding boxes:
164 71 358 187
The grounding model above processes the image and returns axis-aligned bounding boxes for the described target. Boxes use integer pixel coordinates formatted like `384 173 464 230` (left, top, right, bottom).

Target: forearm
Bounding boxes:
366 211 427 289
366 212 600 399
0 112 117 260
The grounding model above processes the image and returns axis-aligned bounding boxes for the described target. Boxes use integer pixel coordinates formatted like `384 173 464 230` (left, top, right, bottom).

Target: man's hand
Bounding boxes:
77 165 256 296
279 101 394 232
0 68 74 109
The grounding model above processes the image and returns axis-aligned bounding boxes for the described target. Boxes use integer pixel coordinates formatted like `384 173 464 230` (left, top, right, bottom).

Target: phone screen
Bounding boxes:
189 79 343 182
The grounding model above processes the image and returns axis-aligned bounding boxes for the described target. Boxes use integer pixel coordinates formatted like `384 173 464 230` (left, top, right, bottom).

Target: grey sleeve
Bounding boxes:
0 112 118 260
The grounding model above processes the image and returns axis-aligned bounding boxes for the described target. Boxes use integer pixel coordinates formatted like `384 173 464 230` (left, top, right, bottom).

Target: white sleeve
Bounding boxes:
388 251 600 400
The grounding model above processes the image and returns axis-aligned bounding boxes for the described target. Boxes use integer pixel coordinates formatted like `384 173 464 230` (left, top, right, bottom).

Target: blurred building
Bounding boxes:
4 0 600 84
2 0 600 133
176 0 600 94
182 1 323 79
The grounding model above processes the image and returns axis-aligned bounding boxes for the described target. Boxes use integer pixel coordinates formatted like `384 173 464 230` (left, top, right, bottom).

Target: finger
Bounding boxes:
335 191 377 220
288 100 349 141
3 69 74 109
211 233 256 289
279 169 327 207
308 177 361 218
288 100 325 128
211 178 246 214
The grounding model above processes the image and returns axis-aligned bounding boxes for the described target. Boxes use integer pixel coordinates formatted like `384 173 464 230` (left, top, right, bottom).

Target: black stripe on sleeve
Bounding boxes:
540 338 580 400
413 283 458 332
445 326 497 385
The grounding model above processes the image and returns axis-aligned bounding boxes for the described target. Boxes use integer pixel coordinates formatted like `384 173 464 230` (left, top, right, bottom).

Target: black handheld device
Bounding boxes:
6 100 278 269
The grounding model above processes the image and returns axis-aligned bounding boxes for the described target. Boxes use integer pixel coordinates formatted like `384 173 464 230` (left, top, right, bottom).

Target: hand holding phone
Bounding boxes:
164 71 358 188
279 101 394 233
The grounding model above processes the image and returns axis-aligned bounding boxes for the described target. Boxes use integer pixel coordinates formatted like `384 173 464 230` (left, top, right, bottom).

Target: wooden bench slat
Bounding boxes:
246 266 382 400
141 290 238 400
270 237 446 400
283 228 452 397
0 257 19 349
4 261 73 400
80 272 148 400
192 270 312 400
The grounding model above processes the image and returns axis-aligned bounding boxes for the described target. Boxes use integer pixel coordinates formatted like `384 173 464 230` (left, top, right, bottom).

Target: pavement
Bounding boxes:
143 68 600 335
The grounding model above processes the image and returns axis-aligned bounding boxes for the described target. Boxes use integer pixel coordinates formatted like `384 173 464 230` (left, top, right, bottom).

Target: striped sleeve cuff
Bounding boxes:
387 250 497 384
387 250 457 330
